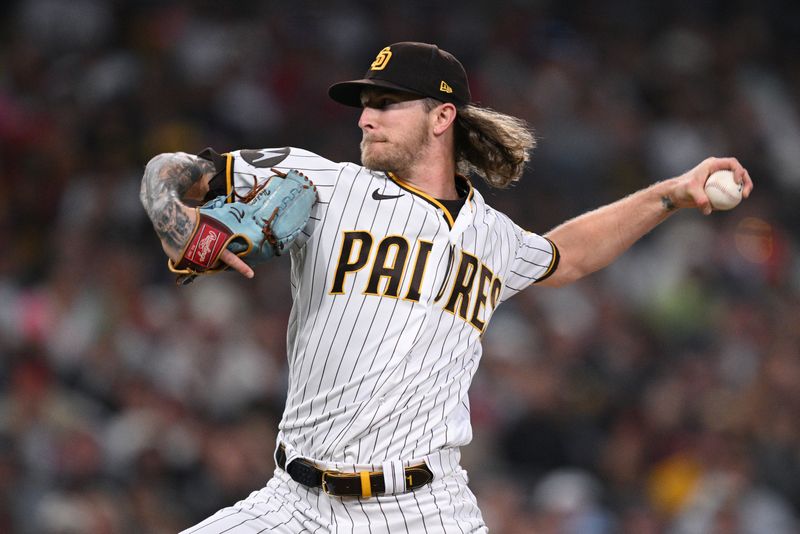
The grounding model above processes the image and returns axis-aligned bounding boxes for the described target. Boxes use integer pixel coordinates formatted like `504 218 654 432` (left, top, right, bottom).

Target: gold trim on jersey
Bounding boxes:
535 237 561 283
387 172 454 227
224 153 233 203
386 172 474 228
458 174 475 209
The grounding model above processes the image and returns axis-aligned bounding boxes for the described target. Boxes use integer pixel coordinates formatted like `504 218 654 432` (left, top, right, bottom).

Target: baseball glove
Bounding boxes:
168 168 317 285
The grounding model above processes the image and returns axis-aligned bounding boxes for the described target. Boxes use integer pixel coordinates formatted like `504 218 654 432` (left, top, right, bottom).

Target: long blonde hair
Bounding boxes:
453 105 536 188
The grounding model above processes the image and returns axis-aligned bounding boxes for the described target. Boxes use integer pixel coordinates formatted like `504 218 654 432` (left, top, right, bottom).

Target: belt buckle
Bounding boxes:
320 470 335 496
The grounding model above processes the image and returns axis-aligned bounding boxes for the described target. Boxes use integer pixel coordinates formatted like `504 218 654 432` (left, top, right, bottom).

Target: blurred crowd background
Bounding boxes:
1 0 799 532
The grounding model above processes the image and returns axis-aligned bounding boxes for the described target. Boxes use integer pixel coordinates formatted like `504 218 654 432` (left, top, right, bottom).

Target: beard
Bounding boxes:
360 126 430 175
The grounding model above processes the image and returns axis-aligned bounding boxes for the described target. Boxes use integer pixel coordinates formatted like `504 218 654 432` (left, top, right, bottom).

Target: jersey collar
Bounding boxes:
386 172 474 228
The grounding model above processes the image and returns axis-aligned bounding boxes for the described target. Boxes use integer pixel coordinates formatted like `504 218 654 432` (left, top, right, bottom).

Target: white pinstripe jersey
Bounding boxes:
217 147 558 466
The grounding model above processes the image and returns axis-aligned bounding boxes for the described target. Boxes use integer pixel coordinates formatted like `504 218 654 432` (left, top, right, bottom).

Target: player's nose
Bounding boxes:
358 107 376 131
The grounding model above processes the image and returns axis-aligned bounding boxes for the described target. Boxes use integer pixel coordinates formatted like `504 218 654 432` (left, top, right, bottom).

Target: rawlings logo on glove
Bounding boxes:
194 230 220 263
186 223 227 266
168 168 317 285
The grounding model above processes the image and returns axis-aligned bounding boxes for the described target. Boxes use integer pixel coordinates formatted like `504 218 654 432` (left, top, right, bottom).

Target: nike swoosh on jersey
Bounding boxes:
240 148 291 168
372 189 404 200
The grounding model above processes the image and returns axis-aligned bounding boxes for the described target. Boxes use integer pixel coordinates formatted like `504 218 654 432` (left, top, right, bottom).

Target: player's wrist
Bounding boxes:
645 178 678 213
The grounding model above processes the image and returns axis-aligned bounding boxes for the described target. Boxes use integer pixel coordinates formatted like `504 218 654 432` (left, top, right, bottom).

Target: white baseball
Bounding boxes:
704 170 743 210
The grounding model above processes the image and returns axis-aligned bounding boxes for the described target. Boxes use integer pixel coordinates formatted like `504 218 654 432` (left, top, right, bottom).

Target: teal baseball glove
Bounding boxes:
168 168 316 285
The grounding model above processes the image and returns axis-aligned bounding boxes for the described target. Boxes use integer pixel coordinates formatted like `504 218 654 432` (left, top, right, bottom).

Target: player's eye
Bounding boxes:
366 97 393 109
362 90 423 109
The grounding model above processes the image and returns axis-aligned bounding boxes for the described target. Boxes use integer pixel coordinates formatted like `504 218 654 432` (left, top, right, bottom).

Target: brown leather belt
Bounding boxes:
275 444 433 498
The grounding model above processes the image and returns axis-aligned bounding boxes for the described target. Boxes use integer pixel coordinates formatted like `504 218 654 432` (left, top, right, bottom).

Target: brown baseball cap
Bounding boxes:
328 42 471 108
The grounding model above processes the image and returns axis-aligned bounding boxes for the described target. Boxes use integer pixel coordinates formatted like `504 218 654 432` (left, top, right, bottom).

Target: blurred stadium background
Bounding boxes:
1 0 799 532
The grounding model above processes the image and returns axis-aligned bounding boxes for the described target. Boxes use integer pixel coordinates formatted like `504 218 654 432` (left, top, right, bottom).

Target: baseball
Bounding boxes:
704 170 743 211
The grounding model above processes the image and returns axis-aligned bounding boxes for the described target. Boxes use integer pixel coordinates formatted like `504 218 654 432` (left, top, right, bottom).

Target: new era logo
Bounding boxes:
440 81 453 94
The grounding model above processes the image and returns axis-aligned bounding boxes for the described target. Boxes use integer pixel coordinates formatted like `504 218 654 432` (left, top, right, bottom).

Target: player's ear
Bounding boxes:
431 102 457 136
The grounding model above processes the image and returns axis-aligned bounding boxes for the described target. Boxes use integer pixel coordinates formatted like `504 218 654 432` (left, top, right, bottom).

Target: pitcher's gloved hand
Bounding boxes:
168 169 317 285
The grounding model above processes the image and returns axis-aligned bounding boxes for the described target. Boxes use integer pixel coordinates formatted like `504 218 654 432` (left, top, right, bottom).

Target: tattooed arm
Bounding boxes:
140 152 254 278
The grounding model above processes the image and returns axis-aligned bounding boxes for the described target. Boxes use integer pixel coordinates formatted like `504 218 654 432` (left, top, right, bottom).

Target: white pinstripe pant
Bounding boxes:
180 465 487 533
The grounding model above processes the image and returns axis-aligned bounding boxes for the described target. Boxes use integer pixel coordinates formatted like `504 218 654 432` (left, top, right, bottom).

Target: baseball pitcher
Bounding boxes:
140 42 753 533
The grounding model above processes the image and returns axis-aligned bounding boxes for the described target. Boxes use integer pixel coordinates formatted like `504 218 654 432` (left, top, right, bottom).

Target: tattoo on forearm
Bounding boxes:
140 154 214 250
661 195 676 211
153 200 194 249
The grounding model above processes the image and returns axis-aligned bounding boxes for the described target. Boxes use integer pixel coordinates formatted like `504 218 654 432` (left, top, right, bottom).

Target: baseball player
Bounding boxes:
140 42 753 533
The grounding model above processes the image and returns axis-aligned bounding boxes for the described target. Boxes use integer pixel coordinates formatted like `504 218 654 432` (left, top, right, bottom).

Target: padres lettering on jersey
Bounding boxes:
217 147 558 465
